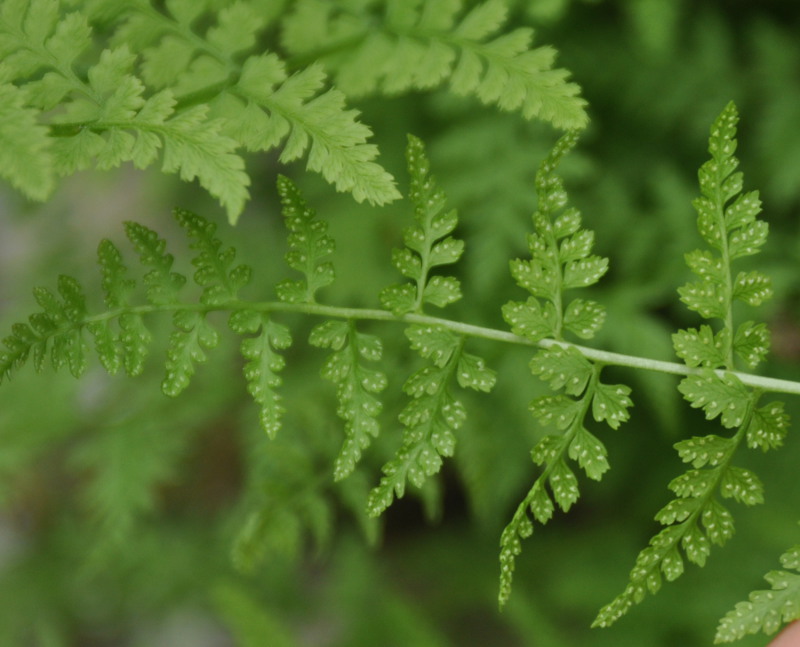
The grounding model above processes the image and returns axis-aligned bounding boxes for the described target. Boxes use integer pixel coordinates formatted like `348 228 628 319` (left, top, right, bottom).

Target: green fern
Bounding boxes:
715 542 800 642
367 134 496 516
593 101 790 629
0 0 401 220
497 129 632 606
4 104 800 641
310 320 387 481
281 0 588 129
1 0 591 222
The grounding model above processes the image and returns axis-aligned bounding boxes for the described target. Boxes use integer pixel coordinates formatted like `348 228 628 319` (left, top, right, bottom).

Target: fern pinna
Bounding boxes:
1 107 800 642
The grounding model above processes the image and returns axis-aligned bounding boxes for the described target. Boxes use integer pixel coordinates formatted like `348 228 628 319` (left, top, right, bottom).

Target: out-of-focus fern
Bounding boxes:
282 0 588 130
0 0 593 222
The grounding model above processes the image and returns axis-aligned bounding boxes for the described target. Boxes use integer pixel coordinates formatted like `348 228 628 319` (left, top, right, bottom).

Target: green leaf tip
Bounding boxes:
380 134 463 315
275 175 336 304
504 129 607 344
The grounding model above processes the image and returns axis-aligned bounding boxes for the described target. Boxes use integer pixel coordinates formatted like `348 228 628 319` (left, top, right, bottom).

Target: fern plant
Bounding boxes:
2 2 800 645
2 100 800 643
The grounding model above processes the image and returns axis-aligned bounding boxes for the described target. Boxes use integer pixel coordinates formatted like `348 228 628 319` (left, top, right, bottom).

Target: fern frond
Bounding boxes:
230 312 292 439
593 393 760 628
0 82 53 200
715 542 800 643
162 310 220 397
595 102 790 629
0 2 251 220
499 355 631 605
174 208 252 305
229 59 400 205
124 220 187 305
282 0 587 129
502 131 607 343
51 49 250 220
369 134 494 514
498 130 629 606
109 1 400 209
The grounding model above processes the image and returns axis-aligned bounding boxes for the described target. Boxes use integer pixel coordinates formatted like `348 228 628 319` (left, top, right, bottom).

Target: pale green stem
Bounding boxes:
75 300 800 396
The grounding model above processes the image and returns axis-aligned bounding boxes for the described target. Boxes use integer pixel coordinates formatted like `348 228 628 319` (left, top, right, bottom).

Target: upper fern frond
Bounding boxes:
1 0 399 220
0 82 54 200
281 0 588 130
109 0 401 208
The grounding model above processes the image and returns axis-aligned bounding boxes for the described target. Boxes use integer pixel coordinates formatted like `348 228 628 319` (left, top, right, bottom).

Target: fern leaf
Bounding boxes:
367 325 495 516
380 134 463 315
679 101 771 354
162 310 220 397
232 59 400 206
157 105 250 221
503 131 607 343
174 209 252 305
500 360 628 606
124 221 187 305
123 1 399 208
499 130 629 606
310 320 387 480
230 311 292 439
598 103 786 628
592 400 759 629
715 544 800 642
57 41 249 220
282 0 588 130
275 176 335 304
97 237 151 375
0 82 53 200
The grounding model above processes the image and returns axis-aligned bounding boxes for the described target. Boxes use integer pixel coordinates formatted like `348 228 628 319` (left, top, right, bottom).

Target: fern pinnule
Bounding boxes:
175 208 252 305
380 134 463 316
232 311 292 440
715 542 800 642
275 175 335 305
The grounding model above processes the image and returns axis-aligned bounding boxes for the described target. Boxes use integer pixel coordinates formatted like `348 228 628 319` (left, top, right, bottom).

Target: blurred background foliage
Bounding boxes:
1 0 800 645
